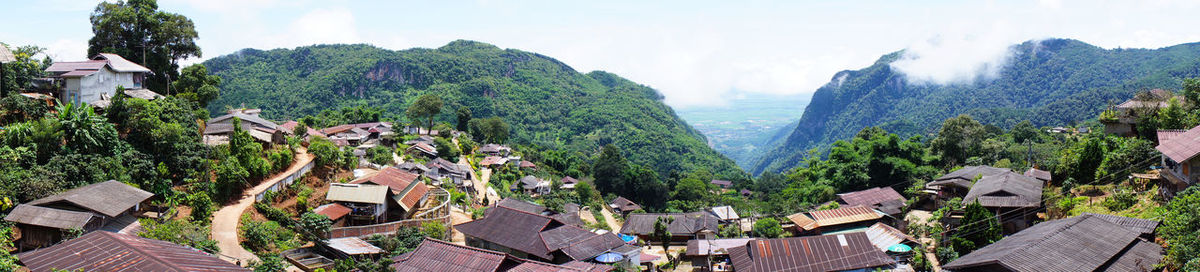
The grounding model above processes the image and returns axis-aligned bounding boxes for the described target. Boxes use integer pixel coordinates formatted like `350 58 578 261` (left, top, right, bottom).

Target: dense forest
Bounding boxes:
203 41 744 179
753 38 1200 174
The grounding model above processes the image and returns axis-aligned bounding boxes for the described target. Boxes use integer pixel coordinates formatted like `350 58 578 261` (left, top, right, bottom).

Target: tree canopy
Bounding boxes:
88 0 201 92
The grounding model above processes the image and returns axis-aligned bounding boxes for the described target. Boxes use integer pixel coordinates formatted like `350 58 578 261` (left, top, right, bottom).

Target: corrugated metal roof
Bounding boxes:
28 180 153 217
620 212 720 236
389 238 507 272
1023 168 1053 182
45 60 106 73
862 223 917 251
0 44 14 63
497 198 549 215
93 53 151 73
807 205 883 229
728 232 894 272
787 212 819 231
710 206 739 220
944 214 1162 272
326 183 388 204
1156 125 1200 163
455 206 557 259
314 203 351 221
328 237 385 255
838 187 906 208
964 172 1043 208
4 204 93 229
17 231 249 272
686 238 758 256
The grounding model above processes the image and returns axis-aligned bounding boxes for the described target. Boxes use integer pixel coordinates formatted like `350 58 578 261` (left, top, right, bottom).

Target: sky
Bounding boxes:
3 0 1200 108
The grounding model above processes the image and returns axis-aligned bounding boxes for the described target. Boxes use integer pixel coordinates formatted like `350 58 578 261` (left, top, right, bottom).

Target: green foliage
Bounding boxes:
718 223 743 238
590 144 669 209
188 192 214 222
240 215 298 253
309 137 342 167
366 145 394 165
0 94 49 125
368 226 427 256
172 64 222 106
88 0 200 92
298 212 332 242
468 117 510 144
0 43 49 96
1162 187 1200 269
652 216 674 254
755 39 1200 174
407 94 443 129
951 201 1002 256
930 115 987 167
138 219 219 253
421 221 447 240
752 218 784 238
250 255 287 272
299 105 383 128
456 107 471 131
0 223 20 271
433 137 460 161
1101 191 1137 211
203 42 742 178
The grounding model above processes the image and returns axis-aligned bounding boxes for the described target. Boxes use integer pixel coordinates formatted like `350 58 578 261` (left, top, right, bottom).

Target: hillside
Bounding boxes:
753 38 1200 174
203 41 744 178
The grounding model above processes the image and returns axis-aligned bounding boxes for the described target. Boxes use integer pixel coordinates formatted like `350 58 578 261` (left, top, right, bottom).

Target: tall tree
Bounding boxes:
592 144 627 195
407 94 443 131
171 64 221 106
456 107 471 132
931 114 986 166
951 201 1002 255
88 0 201 92
652 216 674 260
0 43 50 96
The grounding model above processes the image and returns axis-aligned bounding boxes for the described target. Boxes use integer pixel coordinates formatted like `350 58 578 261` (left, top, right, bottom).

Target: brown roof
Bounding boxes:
610 196 641 212
390 238 508 272
561 176 579 184
562 261 614 272
496 198 550 215
928 165 1012 189
944 214 1162 272
320 124 354 135
4 204 94 230
619 212 720 236
560 233 626 260
710 179 733 187
862 223 917 251
798 205 883 231
314 203 352 221
455 206 558 259
519 161 537 168
480 156 506 166
17 231 249 272
837 187 906 212
964 172 1043 208
787 212 819 230
1023 168 1053 182
728 232 895 272
398 183 430 211
353 167 428 210
1157 125 1200 162
686 238 759 256
28 180 153 217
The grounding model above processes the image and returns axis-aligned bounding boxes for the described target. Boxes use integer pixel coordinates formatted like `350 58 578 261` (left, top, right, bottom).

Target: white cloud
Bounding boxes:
889 21 1036 85
44 39 88 61
281 8 360 46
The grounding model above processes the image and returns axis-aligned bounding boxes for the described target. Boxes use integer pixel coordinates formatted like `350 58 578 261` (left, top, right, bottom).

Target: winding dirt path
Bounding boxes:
211 148 314 265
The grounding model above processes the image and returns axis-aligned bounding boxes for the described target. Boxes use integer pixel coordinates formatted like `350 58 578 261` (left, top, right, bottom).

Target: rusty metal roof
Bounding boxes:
17 231 249 272
728 232 894 272
4 204 93 230
806 205 883 230
328 237 385 255
314 203 351 221
838 187 906 208
391 238 588 272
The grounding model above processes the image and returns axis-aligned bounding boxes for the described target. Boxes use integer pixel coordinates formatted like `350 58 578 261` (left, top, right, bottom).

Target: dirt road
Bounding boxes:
211 148 314 265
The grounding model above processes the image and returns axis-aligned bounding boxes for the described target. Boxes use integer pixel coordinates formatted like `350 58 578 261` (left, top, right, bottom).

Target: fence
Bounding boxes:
325 187 452 239
254 160 315 202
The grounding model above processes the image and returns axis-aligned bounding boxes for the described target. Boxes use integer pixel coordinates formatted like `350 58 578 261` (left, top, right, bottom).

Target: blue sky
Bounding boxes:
3 0 1200 107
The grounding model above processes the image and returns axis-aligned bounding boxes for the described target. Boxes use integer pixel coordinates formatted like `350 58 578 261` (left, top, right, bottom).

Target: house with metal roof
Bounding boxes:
1156 125 1200 192
685 238 759 271
43 53 155 106
4 180 153 250
325 183 390 225
511 175 551 195
927 165 1013 201
609 196 642 215
17 231 249 272
1102 89 1178 137
837 186 908 216
454 205 631 264
786 205 884 235
390 238 614 272
943 213 1162 272
478 144 513 156
964 171 1044 233
202 108 285 146
728 232 896 272
619 212 720 244
351 167 430 219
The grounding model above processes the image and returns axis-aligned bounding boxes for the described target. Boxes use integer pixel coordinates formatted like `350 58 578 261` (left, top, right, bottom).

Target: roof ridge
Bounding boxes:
100 232 182 272
1001 215 1114 262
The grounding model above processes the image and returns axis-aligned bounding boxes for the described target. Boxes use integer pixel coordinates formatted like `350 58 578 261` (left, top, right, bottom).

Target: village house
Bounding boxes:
454 205 634 264
1156 125 1200 192
684 238 758 271
609 196 643 215
43 53 156 105
396 162 431 175
710 179 733 189
963 171 1044 233
786 205 884 235
425 158 471 188
1101 89 1178 137
727 232 896 272
479 156 509 169
926 165 1012 201
479 143 513 156
390 238 616 272
279 120 326 139
203 108 286 146
837 186 908 217
512 175 552 195
561 176 580 190
495 198 586 227
943 213 1161 272
350 167 430 220
4 180 153 250
320 122 394 147
313 203 352 227
324 183 390 225
709 206 740 224
1023 167 1053 184
17 231 249 272
620 212 720 244
407 142 439 159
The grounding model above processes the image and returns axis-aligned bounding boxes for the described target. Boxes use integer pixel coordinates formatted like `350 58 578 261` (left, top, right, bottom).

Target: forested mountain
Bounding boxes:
204 41 743 178
753 38 1200 174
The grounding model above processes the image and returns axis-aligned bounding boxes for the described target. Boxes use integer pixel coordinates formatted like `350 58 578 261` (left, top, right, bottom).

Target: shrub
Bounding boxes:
188 192 214 222
139 219 219 253
1102 191 1137 211
752 218 784 238
421 221 447 240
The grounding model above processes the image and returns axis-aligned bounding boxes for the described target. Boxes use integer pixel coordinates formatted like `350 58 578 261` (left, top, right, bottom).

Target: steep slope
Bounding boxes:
754 38 1200 174
204 41 743 178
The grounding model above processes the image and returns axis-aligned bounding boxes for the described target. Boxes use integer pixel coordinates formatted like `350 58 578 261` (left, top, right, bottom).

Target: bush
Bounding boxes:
421 221 447 240
1101 191 1137 211
250 255 286 272
752 218 784 238
298 212 332 242
240 216 297 253
139 219 219 253
188 192 214 222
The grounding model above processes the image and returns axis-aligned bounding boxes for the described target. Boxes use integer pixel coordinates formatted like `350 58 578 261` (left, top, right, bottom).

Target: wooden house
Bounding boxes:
619 212 720 244
43 53 152 105
728 232 895 272
4 180 153 250
786 205 883 235
324 183 390 225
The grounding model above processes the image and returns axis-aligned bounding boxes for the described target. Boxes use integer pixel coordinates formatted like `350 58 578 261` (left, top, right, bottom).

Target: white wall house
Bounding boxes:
45 53 152 105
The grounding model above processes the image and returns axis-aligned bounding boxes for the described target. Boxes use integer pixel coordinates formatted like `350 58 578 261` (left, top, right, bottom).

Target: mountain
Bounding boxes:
203 41 744 179
753 38 1200 174
675 93 807 169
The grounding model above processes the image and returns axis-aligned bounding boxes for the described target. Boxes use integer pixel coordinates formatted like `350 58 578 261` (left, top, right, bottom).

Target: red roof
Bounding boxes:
838 187 906 207
729 232 895 272
314 203 352 221
352 167 428 210
320 124 354 135
279 120 299 133
480 156 505 166
561 176 579 184
391 238 588 272
17 231 250 272
1157 125 1200 162
519 160 537 168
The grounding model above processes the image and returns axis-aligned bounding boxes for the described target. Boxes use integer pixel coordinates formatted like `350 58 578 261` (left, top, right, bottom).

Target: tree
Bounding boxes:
592 144 627 195
292 122 309 138
0 43 50 96
931 114 986 166
469 117 510 144
1010 120 1038 144
88 0 201 92
433 137 459 161
456 107 471 132
652 216 674 257
752 218 784 238
188 192 214 221
1162 187 1200 269
407 94 443 130
171 64 221 106
1073 136 1106 183
56 102 120 156
951 201 1002 255
308 137 342 168
671 177 709 202
299 212 332 242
